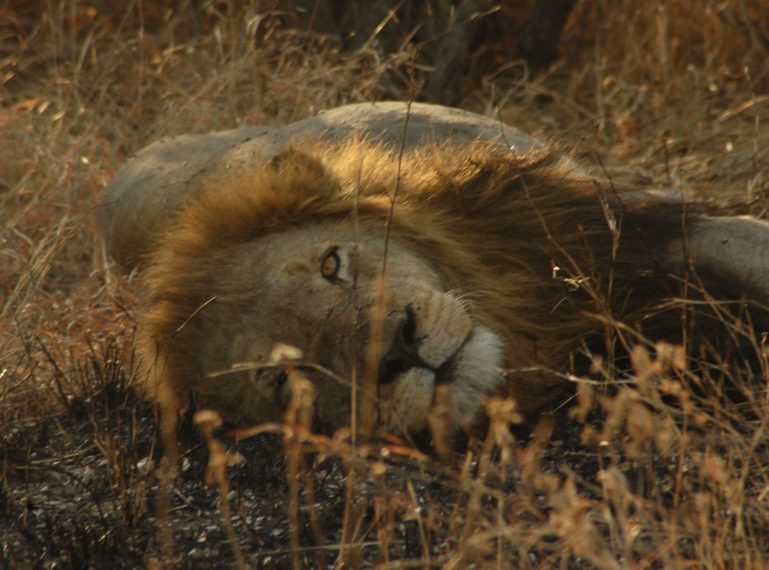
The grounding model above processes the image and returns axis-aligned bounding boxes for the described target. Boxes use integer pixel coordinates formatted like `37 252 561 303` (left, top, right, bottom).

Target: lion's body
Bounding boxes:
102 102 769 435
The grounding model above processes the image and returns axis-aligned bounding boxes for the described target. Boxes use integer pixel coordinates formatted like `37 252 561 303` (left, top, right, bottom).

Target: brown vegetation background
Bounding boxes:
2 1 769 568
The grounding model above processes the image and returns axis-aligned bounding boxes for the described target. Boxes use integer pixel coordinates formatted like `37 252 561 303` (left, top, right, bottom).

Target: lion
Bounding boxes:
101 102 769 436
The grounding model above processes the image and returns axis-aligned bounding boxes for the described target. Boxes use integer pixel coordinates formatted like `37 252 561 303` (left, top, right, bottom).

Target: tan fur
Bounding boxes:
136 139 704 434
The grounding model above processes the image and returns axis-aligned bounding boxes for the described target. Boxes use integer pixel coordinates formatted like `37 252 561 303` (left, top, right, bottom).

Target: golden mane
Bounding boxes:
140 139 699 416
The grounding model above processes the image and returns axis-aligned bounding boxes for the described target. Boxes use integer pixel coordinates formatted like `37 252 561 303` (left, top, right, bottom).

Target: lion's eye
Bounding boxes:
320 248 341 281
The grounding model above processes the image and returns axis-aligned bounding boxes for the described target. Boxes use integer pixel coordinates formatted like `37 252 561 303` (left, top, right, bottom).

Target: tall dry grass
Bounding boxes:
2 1 769 567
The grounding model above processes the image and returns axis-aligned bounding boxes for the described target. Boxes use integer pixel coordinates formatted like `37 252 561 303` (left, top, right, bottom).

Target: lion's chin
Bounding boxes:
380 326 505 435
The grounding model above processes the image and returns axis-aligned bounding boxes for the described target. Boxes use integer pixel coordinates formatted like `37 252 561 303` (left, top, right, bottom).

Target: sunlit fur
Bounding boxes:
137 139 698 431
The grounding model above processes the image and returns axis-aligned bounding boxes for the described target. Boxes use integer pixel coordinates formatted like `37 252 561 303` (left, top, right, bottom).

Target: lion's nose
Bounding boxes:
378 304 430 385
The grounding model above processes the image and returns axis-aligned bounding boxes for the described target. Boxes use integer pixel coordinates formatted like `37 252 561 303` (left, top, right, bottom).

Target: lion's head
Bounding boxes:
140 215 504 435
138 143 525 435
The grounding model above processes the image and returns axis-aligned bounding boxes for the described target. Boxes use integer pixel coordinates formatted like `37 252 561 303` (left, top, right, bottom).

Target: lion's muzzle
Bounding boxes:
376 292 505 435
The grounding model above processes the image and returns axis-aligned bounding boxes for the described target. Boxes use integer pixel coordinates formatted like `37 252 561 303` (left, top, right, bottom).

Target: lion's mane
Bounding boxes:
138 139 699 423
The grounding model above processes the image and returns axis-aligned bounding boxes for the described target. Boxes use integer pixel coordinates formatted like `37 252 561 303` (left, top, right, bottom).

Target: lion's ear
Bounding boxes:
267 146 328 180
261 145 342 208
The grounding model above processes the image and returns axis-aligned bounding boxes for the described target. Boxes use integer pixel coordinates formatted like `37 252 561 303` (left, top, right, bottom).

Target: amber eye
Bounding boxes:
320 248 341 281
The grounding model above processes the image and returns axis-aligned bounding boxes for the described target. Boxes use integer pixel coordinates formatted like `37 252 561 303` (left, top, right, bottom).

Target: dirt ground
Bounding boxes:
3 1 769 568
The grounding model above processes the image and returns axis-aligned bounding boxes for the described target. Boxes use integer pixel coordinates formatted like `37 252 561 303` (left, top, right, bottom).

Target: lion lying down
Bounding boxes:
101 102 769 436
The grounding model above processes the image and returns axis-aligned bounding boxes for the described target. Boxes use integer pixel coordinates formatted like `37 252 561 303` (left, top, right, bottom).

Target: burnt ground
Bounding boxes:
5 336 768 568
1 342 603 569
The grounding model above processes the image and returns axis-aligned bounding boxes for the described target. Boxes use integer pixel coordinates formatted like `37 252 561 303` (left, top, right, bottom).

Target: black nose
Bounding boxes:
378 305 428 385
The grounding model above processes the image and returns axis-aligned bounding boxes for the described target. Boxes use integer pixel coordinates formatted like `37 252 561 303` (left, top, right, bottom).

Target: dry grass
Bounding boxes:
2 1 769 568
